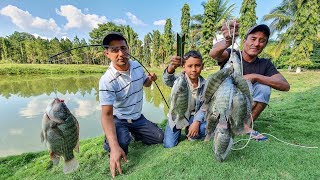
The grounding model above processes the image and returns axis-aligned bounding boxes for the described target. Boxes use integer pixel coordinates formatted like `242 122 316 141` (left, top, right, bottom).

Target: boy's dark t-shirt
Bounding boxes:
219 49 279 77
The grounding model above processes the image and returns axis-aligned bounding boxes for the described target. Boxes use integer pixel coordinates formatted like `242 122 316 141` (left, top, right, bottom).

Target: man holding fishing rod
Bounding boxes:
99 32 164 178
209 21 290 141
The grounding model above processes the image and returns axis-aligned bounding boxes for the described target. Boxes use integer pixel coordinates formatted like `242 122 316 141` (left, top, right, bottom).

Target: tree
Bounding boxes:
1 38 9 62
143 33 152 67
151 30 161 67
239 0 257 41
262 0 296 60
189 14 203 49
200 0 234 66
163 18 174 63
287 0 319 68
181 4 191 49
263 0 296 33
48 38 63 64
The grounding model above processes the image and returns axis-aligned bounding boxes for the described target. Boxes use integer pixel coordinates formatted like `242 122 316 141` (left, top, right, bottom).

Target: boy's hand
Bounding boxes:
167 55 182 74
187 121 200 138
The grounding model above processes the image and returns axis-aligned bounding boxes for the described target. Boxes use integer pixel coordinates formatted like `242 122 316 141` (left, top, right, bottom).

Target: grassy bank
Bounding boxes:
1 70 320 179
0 64 107 75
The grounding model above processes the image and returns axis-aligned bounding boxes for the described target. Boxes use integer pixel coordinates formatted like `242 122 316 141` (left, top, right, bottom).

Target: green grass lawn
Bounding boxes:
1 69 320 179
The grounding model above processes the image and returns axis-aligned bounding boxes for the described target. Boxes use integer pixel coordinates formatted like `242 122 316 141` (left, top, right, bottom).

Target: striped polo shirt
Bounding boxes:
99 60 147 120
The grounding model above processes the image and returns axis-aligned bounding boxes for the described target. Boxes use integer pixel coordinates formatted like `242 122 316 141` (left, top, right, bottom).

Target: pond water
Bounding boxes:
0 74 170 157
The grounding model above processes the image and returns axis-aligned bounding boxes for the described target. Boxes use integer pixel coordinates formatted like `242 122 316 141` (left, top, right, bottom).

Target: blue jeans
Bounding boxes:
163 116 207 148
104 114 164 154
248 82 271 104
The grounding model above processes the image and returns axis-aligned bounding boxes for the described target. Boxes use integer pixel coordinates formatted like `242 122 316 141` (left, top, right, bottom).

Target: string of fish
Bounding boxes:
225 21 318 150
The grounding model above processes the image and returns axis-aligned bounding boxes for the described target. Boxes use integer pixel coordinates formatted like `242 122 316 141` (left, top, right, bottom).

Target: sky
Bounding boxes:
0 0 282 41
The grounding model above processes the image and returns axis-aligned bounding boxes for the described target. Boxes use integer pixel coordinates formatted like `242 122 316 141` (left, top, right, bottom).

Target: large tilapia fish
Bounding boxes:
168 74 191 130
203 51 252 162
40 98 80 174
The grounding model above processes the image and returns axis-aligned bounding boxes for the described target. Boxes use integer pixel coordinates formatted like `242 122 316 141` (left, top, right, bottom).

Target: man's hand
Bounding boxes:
243 74 257 82
167 55 182 74
187 121 201 139
144 72 157 87
109 146 127 178
147 72 157 82
221 20 239 45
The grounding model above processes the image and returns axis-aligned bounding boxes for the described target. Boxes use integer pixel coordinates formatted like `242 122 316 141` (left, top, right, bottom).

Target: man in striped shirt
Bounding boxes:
99 32 164 178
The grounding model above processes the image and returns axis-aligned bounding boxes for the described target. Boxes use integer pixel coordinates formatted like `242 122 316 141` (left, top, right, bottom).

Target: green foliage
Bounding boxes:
0 64 106 75
1 71 320 179
201 0 234 67
239 0 257 41
262 0 319 68
151 30 161 67
143 33 152 66
163 19 174 62
287 0 319 68
181 4 191 49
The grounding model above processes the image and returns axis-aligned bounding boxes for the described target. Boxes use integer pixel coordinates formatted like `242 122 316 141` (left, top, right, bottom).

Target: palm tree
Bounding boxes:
262 0 297 59
262 0 296 35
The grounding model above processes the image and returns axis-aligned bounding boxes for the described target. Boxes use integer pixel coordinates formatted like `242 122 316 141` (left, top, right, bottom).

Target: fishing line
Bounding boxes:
49 44 170 109
124 52 170 109
225 21 318 150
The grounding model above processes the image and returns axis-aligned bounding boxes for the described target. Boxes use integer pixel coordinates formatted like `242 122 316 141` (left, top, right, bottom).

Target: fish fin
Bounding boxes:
74 116 80 153
63 158 79 174
74 141 80 153
40 132 44 143
50 152 60 165
214 137 233 162
204 132 214 142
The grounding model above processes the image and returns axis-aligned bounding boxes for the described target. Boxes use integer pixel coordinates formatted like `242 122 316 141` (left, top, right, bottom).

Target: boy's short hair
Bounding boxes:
183 50 203 62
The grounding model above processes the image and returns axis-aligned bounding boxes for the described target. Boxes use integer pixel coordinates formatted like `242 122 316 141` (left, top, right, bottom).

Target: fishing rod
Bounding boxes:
124 52 169 108
48 44 170 108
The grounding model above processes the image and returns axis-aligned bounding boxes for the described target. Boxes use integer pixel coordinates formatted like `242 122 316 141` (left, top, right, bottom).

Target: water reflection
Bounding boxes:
0 74 170 157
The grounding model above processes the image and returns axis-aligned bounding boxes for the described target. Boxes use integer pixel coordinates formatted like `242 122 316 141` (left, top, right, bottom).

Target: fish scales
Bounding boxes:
230 91 248 135
213 122 233 162
203 66 233 104
168 74 190 129
202 51 253 161
41 98 80 174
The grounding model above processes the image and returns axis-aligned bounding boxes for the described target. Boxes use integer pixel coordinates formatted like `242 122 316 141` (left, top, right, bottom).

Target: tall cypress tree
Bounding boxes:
151 30 161 67
288 0 319 68
239 0 257 41
143 33 152 67
181 4 191 49
163 18 174 62
201 0 234 66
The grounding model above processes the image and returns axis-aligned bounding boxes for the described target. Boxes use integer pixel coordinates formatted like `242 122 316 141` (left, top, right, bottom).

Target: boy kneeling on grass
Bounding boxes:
162 50 207 148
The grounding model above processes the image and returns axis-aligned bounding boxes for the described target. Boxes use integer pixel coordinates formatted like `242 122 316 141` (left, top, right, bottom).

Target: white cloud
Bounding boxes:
32 33 51 40
19 98 49 118
113 18 126 25
9 128 23 135
0 5 61 33
73 99 100 117
153 20 166 26
126 12 146 26
56 5 107 31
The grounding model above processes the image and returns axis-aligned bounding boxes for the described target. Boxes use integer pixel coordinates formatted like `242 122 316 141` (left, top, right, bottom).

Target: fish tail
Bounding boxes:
63 157 79 174
204 132 214 142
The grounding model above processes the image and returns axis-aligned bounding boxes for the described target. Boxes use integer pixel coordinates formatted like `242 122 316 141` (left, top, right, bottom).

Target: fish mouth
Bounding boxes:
45 98 66 124
54 98 64 103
